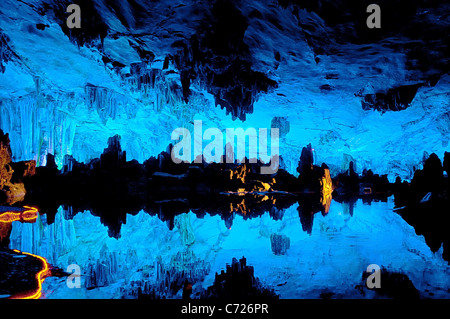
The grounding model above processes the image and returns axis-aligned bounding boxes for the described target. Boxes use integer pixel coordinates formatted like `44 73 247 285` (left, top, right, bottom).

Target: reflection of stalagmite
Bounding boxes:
85 244 118 289
270 233 290 255
297 204 314 235
321 193 332 215
124 250 210 299
174 213 195 246
320 168 333 215
229 198 248 215
202 257 278 299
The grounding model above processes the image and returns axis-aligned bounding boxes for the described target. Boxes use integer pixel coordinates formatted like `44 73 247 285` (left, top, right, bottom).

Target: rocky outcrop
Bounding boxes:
39 0 108 48
201 256 278 299
0 130 32 205
0 130 13 190
393 152 450 262
444 152 450 177
295 145 334 213
361 83 423 112
278 0 449 90
334 162 391 200
10 160 36 183
172 0 277 120
100 135 126 171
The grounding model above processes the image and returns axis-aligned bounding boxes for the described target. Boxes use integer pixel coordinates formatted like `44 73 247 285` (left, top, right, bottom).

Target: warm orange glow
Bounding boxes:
259 182 271 192
8 249 50 299
321 192 332 215
230 164 249 183
0 206 38 223
229 198 248 215
2 206 49 299
0 222 12 241
320 169 333 215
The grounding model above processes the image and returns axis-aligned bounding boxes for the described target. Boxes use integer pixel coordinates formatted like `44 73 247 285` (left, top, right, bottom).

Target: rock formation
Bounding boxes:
201 256 278 299
0 130 34 205
270 233 290 255
361 267 419 299
393 152 450 262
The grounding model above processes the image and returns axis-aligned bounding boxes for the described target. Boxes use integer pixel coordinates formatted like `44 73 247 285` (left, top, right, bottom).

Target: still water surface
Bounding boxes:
7 198 450 298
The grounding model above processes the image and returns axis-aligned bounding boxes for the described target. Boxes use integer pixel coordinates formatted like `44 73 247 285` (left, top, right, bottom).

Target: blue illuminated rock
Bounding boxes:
270 233 290 255
0 0 447 182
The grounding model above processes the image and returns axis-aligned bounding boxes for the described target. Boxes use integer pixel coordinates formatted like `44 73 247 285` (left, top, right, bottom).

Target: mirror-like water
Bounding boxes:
7 198 450 299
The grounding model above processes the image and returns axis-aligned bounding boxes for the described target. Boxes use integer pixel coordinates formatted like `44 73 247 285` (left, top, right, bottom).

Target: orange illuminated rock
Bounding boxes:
0 130 27 205
0 130 13 190
320 168 333 215
2 183 26 205
11 160 37 182
0 222 12 243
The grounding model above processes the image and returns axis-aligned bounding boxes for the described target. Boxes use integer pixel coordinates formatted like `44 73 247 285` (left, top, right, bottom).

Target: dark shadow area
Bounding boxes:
393 152 450 262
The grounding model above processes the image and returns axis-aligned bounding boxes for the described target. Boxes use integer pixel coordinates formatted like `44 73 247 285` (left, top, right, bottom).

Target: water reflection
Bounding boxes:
4 196 450 299
0 206 51 299
40 192 300 238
